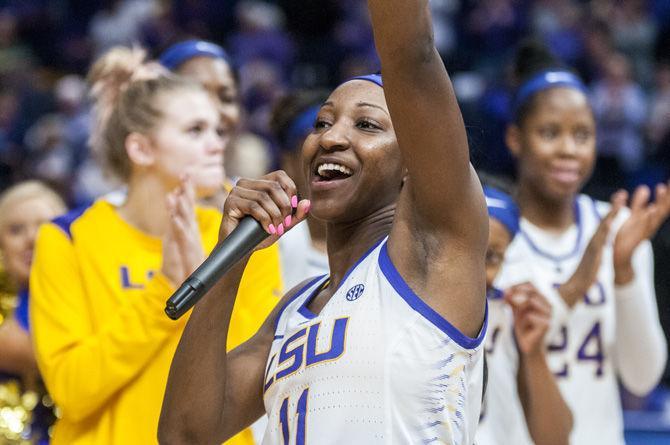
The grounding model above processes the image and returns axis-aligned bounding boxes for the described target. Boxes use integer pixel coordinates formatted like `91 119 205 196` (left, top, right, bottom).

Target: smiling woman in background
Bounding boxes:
496 41 669 444
28 46 267 445
0 180 66 444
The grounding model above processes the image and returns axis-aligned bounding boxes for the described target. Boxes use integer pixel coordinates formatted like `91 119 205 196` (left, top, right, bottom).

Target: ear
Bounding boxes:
505 124 522 159
125 132 155 167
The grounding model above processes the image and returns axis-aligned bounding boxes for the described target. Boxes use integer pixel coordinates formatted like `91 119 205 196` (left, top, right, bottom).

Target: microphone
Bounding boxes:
165 217 269 320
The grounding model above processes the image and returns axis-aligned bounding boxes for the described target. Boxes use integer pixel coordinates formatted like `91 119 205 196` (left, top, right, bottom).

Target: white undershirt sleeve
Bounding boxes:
613 240 668 396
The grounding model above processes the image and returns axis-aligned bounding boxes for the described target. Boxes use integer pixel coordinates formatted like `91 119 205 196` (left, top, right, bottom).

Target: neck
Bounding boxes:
118 173 172 237
325 204 395 288
516 179 576 231
306 217 327 253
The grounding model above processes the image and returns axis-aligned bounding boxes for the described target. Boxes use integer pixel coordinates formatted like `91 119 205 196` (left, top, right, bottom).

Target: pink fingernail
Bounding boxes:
268 224 276 235
277 223 285 236
284 215 292 227
305 200 311 213
291 195 298 208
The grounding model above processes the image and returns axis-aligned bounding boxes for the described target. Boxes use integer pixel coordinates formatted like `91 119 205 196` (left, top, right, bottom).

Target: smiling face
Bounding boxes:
301 80 404 223
507 87 596 203
0 196 64 288
148 89 225 196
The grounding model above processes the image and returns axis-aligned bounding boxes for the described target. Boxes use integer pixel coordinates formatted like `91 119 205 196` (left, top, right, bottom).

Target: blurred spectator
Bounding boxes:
0 180 65 444
0 87 19 188
139 2 182 53
591 52 648 177
530 0 585 66
648 62 670 169
228 1 293 142
278 0 342 86
331 0 378 81
576 18 613 84
0 9 35 81
229 1 294 75
225 132 273 179
88 0 158 57
23 114 74 198
430 0 460 58
609 0 658 87
465 0 527 76
21 75 97 204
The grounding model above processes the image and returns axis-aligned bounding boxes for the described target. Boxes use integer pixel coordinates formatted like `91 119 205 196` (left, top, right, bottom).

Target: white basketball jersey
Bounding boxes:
261 239 487 445
497 194 627 445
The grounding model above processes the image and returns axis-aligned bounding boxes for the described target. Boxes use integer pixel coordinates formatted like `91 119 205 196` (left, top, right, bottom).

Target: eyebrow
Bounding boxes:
320 101 389 116
356 101 389 116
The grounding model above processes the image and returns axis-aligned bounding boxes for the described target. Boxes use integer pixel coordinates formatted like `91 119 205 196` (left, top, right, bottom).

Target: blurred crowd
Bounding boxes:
0 0 668 204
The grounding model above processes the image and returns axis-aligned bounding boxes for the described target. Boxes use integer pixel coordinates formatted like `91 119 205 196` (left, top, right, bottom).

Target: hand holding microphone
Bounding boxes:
165 171 310 319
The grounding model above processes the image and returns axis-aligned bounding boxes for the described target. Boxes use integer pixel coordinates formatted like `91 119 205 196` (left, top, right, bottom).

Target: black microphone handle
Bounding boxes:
165 217 268 320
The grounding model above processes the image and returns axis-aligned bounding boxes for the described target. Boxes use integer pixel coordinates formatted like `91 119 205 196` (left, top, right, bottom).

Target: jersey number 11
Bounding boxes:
279 388 309 444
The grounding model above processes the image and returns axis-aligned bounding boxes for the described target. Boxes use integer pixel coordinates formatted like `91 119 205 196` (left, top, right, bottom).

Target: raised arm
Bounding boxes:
367 0 486 236
367 0 487 338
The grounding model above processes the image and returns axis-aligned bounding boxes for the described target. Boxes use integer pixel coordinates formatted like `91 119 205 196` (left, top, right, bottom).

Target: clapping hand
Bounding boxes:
162 175 206 286
558 190 626 307
613 182 670 284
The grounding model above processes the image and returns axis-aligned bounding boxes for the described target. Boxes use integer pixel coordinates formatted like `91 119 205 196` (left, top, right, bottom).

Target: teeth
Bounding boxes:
317 163 352 176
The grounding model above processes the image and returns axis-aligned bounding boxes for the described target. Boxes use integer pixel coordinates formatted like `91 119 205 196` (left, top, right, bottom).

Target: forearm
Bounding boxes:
33 273 183 421
367 0 479 230
614 278 667 395
159 258 248 444
0 319 38 375
518 352 573 445
368 0 433 63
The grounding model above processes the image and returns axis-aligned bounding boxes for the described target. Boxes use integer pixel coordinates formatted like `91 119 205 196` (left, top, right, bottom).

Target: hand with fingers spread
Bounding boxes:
162 176 206 286
558 190 626 307
220 170 311 252
504 282 553 357
614 182 670 284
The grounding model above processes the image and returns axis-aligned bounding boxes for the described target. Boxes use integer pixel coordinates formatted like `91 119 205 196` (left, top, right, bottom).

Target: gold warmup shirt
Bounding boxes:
30 200 282 444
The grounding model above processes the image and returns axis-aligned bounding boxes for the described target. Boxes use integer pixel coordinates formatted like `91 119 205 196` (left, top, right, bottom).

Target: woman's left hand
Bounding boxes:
163 175 206 285
504 282 552 358
614 182 670 284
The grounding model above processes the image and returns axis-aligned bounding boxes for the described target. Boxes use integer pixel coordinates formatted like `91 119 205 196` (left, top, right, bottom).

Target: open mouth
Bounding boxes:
314 162 353 182
549 168 580 185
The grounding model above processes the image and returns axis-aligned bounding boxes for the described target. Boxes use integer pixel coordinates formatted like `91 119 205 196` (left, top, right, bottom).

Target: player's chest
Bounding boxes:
264 306 386 398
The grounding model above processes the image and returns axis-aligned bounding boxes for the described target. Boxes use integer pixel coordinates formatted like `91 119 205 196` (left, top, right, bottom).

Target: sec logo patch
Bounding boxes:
345 284 365 301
